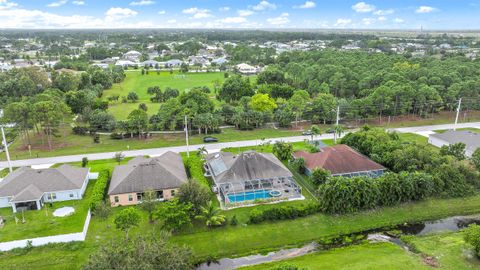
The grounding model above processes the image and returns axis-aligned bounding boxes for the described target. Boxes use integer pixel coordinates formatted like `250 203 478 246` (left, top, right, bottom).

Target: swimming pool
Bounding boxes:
227 190 272 202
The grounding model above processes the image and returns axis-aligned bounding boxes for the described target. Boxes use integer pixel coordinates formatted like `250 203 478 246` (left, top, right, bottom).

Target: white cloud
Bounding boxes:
377 16 386 21
72 1 84 5
167 19 176 24
352 2 375 13
182 7 212 19
129 0 155 6
416 6 437 14
157 10 165 15
294 1 316 9
219 6 230 12
219 16 247 24
0 0 17 9
335 18 352 27
238 9 254 17
105 7 138 22
251 1 276 11
47 0 67 8
374 9 394 16
394 17 404 23
267 12 289 25
362 18 375 25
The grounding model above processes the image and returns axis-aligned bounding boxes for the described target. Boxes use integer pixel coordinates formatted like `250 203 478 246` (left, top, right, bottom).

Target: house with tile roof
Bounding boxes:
293 145 386 178
108 151 188 207
0 165 90 213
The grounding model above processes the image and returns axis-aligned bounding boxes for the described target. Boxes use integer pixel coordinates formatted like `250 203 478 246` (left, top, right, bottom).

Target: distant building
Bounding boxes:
235 63 260 75
165 59 183 68
428 130 480 157
293 145 386 178
0 165 90 213
123 50 142 62
108 152 188 207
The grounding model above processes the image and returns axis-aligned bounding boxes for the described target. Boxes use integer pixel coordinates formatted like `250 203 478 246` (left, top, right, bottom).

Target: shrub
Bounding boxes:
230 215 238 226
110 132 124 140
81 157 88 168
92 134 100 144
90 169 110 212
248 203 319 224
290 158 305 174
464 224 480 257
72 126 89 135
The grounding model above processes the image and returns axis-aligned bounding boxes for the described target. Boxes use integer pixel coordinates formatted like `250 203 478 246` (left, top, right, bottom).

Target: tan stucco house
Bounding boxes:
108 151 188 207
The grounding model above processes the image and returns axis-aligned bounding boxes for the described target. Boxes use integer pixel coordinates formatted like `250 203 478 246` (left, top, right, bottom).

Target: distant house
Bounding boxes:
293 145 386 178
235 63 259 75
0 165 90 213
140 60 159 67
204 151 302 205
115 60 137 68
165 59 183 68
91 63 109 69
123 50 142 62
211 57 228 65
429 130 480 157
108 152 188 207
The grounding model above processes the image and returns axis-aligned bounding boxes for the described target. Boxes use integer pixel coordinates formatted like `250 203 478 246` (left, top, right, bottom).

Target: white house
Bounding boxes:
0 165 90 213
123 50 142 62
235 63 260 75
428 130 480 157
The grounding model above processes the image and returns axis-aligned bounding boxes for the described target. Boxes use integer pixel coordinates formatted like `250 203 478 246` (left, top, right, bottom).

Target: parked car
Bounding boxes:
302 130 312 136
203 136 219 143
326 128 335 134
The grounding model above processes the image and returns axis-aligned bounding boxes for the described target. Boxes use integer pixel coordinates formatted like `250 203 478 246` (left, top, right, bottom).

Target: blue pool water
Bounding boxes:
227 190 272 202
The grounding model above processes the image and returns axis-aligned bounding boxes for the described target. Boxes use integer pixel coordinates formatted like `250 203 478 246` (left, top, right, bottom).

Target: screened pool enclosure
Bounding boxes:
204 151 303 207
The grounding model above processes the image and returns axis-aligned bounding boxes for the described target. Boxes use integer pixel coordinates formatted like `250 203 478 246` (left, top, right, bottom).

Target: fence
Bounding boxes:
0 209 92 252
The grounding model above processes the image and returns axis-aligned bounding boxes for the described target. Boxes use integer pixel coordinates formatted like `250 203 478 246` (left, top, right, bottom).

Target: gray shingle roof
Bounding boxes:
0 165 89 202
430 130 480 152
108 151 188 195
206 151 293 184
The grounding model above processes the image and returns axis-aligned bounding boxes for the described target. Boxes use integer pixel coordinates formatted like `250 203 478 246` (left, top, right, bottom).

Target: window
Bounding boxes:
49 193 57 200
114 196 119 203
128 195 133 202
171 190 175 197
156 190 163 199
137 193 143 201
69 193 74 198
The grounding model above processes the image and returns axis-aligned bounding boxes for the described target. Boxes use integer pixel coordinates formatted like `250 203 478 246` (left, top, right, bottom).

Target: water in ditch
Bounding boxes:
197 215 480 270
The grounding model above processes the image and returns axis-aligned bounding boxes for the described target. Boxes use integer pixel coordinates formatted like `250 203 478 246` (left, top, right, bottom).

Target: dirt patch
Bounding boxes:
422 255 439 267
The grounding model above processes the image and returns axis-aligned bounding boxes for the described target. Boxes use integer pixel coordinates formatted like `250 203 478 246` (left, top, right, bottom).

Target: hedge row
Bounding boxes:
90 169 110 211
248 202 320 224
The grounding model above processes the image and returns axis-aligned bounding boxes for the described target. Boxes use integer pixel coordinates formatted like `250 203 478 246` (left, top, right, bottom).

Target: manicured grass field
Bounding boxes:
103 71 226 119
406 232 480 270
241 242 428 270
0 181 94 242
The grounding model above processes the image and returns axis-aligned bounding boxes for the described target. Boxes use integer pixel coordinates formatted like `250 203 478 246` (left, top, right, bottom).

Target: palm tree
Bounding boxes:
310 125 321 142
195 201 226 227
333 124 345 144
197 146 208 157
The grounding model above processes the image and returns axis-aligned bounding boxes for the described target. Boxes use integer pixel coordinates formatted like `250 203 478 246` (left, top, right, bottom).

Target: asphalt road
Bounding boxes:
1 122 479 169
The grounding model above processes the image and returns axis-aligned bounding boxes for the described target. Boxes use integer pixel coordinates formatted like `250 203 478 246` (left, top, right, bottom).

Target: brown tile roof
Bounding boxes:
293 145 386 175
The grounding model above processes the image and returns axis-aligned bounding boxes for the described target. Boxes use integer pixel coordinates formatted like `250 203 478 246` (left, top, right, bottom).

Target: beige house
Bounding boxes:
108 152 188 207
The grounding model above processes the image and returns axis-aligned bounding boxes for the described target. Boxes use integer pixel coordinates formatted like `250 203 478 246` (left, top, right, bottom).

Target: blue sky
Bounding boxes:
0 0 479 29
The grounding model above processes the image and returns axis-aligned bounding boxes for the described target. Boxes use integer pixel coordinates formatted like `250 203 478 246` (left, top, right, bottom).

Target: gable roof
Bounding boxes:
0 165 89 201
429 130 480 152
205 151 292 184
108 151 188 195
293 145 386 175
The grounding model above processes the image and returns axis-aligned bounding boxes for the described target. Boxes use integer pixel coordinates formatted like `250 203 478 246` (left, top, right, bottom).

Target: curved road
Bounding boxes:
1 122 479 169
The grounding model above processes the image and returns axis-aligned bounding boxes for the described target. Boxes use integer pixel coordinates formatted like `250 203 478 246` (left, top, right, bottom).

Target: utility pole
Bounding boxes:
1 126 12 173
184 115 190 157
454 98 462 131
336 105 340 126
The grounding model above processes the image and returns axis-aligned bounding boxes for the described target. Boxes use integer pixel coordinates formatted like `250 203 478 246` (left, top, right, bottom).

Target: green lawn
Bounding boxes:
241 242 428 270
103 71 226 119
434 128 480 134
2 127 303 160
0 181 94 242
406 232 480 270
